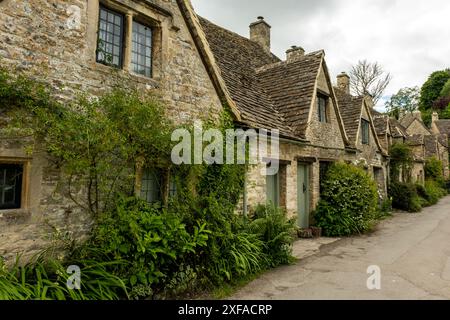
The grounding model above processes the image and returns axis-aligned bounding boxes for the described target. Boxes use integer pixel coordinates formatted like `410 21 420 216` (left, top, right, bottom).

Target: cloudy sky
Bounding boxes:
191 0 450 111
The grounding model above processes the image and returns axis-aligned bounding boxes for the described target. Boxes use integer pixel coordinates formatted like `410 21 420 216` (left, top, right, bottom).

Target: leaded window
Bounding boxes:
131 21 153 77
97 6 124 67
362 119 370 145
141 169 162 203
0 164 23 210
318 95 328 123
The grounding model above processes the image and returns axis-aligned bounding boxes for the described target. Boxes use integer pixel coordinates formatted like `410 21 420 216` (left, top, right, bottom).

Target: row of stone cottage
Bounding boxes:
0 0 449 260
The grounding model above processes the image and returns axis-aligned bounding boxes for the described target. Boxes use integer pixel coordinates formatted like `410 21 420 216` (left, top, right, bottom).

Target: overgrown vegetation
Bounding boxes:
0 254 128 300
313 162 379 237
0 68 296 300
388 144 448 213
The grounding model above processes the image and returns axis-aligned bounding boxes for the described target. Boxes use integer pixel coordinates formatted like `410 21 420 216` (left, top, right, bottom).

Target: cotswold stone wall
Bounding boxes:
0 0 223 261
245 139 350 226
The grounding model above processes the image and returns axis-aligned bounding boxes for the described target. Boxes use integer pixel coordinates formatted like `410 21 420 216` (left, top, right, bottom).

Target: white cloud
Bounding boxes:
192 0 450 110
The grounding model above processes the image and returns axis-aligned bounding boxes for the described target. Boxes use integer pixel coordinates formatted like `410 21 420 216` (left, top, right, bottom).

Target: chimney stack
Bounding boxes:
250 16 271 52
337 72 350 94
432 111 439 124
286 46 305 63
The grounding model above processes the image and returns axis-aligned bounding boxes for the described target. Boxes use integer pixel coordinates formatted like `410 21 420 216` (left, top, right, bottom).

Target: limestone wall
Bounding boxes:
0 0 223 260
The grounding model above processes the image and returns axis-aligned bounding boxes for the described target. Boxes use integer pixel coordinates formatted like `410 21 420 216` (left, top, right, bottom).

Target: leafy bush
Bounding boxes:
72 197 210 299
314 163 379 236
423 180 447 205
0 254 128 300
249 204 296 267
389 182 422 212
425 157 444 182
389 143 413 183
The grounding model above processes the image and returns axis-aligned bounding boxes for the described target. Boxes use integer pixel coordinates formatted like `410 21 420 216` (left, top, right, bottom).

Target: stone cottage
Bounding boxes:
334 73 388 196
195 14 360 228
0 0 230 261
399 111 449 179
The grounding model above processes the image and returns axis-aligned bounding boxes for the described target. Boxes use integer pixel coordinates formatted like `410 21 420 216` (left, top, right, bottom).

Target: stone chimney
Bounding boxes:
286 46 305 63
413 110 423 121
250 16 271 52
432 111 439 124
337 72 350 94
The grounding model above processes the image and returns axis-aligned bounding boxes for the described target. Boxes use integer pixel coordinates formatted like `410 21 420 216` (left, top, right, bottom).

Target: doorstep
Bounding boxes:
292 237 340 260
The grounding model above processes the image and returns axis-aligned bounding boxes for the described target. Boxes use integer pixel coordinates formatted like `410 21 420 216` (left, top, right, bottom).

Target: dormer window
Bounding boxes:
318 94 328 123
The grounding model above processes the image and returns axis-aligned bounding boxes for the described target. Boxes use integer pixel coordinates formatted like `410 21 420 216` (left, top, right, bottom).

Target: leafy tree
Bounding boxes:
349 60 392 105
385 87 420 119
419 70 450 111
440 79 450 97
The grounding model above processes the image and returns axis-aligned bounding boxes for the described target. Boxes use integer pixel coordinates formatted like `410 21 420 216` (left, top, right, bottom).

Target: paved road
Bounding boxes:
231 196 450 300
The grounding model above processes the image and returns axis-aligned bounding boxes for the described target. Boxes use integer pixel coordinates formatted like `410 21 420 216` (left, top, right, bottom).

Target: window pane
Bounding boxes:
97 7 123 68
141 169 162 203
0 164 23 210
131 21 153 77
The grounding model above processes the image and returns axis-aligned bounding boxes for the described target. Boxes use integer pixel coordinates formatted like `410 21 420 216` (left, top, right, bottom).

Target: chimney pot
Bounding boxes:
250 17 271 52
337 72 350 94
286 45 305 63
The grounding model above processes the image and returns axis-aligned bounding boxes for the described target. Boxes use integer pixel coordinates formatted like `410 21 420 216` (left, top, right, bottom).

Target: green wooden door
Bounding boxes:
297 164 310 228
266 172 279 207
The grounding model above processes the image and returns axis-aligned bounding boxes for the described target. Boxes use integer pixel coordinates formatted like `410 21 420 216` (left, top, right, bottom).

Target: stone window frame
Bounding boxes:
90 0 167 80
134 158 177 206
0 157 31 212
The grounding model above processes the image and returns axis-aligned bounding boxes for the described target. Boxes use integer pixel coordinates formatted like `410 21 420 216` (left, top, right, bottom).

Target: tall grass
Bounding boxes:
0 253 128 300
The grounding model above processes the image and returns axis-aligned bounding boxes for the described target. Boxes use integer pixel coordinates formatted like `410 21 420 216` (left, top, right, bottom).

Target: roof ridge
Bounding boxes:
197 16 281 62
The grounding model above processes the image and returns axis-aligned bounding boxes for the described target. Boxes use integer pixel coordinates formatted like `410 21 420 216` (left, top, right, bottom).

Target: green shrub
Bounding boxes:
72 197 210 299
425 157 444 182
249 204 296 267
389 182 422 212
389 143 413 183
423 180 447 205
314 162 379 236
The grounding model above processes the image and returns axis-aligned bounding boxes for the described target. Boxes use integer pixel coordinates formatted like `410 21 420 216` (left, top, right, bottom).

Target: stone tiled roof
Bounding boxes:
424 135 438 158
438 134 449 148
399 113 417 128
371 110 389 135
256 51 324 138
334 89 363 145
389 118 408 138
436 120 450 135
406 134 424 146
199 17 300 139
